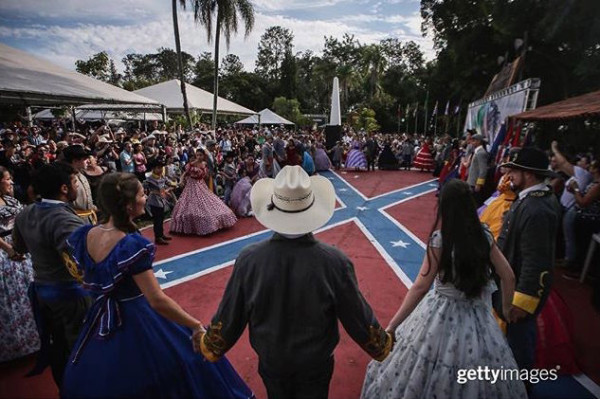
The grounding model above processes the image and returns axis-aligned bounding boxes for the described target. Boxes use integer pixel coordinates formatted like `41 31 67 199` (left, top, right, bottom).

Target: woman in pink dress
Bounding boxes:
170 151 237 235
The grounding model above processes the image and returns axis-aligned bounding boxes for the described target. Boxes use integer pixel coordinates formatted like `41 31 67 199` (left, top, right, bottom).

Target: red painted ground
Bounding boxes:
0 221 407 399
337 169 436 198
164 221 408 399
385 191 439 243
3 170 599 399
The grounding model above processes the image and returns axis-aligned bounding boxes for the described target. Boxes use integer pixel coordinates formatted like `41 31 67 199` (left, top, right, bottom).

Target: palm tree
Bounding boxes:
336 63 359 115
181 0 254 129
172 0 193 128
360 44 387 100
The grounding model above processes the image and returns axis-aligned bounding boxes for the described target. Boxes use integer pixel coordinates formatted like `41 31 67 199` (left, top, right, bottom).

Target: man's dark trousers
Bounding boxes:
150 205 165 239
39 296 91 386
506 317 537 370
258 356 334 399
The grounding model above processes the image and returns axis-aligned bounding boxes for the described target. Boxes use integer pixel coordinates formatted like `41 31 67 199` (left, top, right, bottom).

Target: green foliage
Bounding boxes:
120 48 195 90
421 0 600 105
75 51 111 82
180 0 255 46
255 26 294 81
272 97 309 126
350 107 380 133
50 107 70 118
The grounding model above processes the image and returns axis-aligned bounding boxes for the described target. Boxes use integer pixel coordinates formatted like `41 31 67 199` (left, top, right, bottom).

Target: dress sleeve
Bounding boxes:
116 234 155 275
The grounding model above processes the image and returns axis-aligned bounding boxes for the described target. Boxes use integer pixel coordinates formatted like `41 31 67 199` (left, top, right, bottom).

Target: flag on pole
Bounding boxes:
405 103 410 117
453 103 461 115
413 102 418 117
444 100 450 116
432 100 439 116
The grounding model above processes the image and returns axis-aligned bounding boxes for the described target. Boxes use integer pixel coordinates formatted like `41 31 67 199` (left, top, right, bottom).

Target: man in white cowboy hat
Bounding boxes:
196 165 393 398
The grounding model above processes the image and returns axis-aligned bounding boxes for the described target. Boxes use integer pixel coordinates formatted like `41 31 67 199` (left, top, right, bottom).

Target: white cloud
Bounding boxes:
0 1 435 72
0 0 169 20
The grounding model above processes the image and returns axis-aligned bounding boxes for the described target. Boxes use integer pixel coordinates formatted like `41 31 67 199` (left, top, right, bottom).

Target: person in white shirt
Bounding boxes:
551 141 593 267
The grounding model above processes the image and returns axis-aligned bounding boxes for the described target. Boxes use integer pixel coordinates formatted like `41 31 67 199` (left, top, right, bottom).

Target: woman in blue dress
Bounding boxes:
62 172 253 399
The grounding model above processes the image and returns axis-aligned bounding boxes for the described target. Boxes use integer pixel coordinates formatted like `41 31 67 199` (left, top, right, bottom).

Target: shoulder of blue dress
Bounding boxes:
66 224 94 251
66 225 94 266
115 233 155 268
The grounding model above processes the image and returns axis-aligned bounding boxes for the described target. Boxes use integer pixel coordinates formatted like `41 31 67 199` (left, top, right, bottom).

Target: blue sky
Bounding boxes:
0 0 434 73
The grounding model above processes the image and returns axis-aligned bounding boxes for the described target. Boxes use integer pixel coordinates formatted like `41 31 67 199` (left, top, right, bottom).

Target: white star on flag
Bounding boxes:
339 188 348 192
356 206 369 211
327 177 334 180
154 269 173 279
402 191 413 195
390 239 410 248
429 183 438 187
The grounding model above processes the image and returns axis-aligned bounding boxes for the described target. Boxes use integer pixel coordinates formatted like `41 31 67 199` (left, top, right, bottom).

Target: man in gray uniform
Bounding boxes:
492 147 561 372
467 133 489 206
13 163 92 389
195 165 392 399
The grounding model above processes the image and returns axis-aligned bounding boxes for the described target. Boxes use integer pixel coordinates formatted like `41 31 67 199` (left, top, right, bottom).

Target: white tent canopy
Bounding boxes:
235 108 295 125
33 108 165 122
133 79 255 116
0 43 159 106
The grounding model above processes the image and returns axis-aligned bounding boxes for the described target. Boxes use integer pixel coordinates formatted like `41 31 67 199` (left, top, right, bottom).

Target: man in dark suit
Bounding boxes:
195 166 392 398
493 147 561 371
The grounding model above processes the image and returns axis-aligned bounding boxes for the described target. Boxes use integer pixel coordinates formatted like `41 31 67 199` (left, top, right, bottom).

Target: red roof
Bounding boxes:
513 90 600 121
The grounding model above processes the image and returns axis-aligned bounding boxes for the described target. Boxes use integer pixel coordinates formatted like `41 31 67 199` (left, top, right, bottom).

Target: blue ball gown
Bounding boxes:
61 225 254 399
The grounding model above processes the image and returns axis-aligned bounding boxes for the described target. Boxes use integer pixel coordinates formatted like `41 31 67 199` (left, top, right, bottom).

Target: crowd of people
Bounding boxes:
0 117 598 398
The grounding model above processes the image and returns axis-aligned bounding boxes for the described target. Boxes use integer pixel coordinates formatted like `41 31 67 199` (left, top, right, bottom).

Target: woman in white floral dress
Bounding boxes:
0 166 40 362
361 179 527 399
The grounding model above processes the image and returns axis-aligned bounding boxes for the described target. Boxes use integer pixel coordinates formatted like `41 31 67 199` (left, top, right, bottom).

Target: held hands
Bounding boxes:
507 306 528 323
191 324 206 353
5 245 24 261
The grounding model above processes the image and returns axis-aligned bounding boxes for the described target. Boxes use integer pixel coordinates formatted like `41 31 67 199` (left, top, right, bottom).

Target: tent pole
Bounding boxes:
70 106 76 132
26 107 33 127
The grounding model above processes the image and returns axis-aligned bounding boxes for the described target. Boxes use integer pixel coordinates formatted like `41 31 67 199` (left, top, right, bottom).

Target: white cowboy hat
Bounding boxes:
97 135 113 144
142 134 156 142
250 165 335 235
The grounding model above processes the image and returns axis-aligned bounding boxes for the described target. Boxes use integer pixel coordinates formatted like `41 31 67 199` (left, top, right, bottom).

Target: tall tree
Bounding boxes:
75 51 111 82
181 0 255 129
255 26 294 81
173 0 193 127
192 52 215 90
109 59 121 87
360 44 387 100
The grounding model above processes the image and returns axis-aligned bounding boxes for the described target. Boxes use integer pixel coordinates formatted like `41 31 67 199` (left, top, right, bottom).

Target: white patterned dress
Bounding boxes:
361 230 527 399
0 195 40 362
